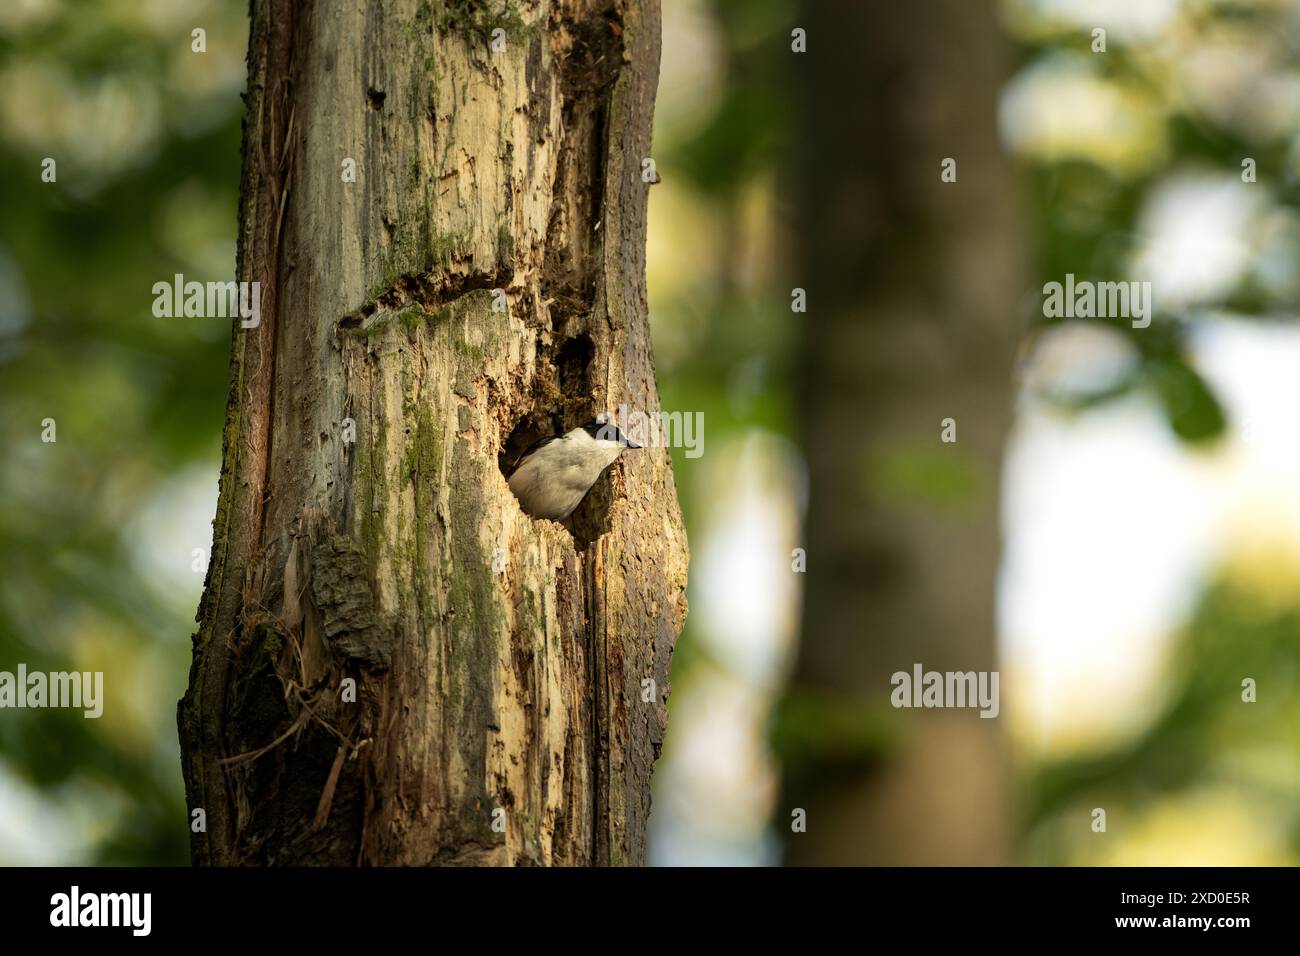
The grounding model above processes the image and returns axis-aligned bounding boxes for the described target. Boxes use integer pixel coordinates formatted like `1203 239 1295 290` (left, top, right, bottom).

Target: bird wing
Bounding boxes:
505 435 557 477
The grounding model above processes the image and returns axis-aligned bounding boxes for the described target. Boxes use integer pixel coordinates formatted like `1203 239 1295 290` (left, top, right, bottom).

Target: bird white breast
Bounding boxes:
508 431 624 520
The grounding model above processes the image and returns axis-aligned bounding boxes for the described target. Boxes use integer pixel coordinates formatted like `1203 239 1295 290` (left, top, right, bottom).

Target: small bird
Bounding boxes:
507 419 641 520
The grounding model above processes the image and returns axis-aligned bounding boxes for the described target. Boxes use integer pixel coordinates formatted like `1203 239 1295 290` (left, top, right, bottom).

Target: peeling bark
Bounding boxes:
179 0 687 867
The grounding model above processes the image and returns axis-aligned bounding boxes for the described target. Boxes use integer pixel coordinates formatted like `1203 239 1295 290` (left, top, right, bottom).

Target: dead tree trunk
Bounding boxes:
178 0 687 867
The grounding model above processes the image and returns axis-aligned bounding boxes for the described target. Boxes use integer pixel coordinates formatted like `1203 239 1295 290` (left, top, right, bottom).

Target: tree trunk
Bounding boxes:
178 0 687 867
782 0 1020 864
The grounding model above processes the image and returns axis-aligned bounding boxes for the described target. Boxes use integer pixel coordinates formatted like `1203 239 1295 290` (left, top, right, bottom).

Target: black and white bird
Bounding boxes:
507 419 641 520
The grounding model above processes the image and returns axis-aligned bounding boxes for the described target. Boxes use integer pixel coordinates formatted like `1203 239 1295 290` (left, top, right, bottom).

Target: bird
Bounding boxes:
506 419 641 520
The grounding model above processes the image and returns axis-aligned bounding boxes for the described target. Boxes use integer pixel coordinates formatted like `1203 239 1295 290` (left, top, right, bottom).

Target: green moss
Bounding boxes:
349 311 394 339
435 0 528 44
397 402 444 548
366 258 403 301
456 335 484 364
413 403 444 486
429 228 473 268
398 305 426 336
358 411 389 567
444 443 505 662
412 0 434 35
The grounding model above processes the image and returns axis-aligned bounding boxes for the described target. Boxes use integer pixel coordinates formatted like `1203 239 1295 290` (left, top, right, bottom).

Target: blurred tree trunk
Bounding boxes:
783 0 1021 864
178 0 687 866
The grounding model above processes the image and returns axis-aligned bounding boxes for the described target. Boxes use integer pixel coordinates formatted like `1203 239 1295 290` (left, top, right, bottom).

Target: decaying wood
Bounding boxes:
179 0 688 867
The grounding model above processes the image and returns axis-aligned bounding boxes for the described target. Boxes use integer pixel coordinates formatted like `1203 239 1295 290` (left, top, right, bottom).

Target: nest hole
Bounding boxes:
500 333 612 548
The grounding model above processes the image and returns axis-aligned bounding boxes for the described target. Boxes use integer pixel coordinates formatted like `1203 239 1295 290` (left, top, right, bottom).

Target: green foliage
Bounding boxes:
1025 576 1300 863
770 684 897 778
1144 355 1226 444
0 1 248 863
866 447 984 511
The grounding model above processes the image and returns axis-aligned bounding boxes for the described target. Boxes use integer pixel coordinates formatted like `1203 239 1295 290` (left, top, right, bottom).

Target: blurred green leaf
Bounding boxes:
1145 355 1226 444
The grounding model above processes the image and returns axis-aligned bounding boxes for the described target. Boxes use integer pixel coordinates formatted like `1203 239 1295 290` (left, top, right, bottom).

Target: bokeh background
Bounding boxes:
3 0 1300 865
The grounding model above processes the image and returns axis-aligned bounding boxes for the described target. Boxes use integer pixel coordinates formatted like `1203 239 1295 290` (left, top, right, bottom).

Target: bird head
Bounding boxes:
582 417 642 450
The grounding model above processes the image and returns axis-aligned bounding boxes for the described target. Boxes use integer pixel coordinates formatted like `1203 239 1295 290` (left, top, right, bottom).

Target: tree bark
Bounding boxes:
782 0 1020 864
179 0 687 867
